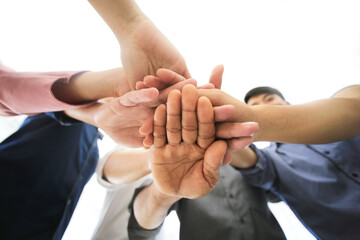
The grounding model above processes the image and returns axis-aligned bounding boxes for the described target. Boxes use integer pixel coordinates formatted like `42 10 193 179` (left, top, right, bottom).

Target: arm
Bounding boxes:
252 85 360 143
230 147 258 169
88 0 191 89
64 78 197 147
0 64 127 116
140 66 260 149
198 85 360 144
132 85 227 230
132 183 180 231
102 149 151 185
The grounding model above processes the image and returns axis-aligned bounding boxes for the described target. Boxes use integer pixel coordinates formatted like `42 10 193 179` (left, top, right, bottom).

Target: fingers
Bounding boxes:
158 78 197 104
142 69 194 91
153 104 167 148
143 75 167 90
203 140 227 188
222 152 232 166
157 68 187 85
215 122 259 139
197 89 229 107
136 81 147 90
197 88 252 123
166 90 182 145
208 64 224 89
181 85 198 144
118 88 159 106
226 137 254 152
215 122 258 152
213 105 236 122
139 117 154 136
197 96 215 149
197 83 215 89
143 134 153 148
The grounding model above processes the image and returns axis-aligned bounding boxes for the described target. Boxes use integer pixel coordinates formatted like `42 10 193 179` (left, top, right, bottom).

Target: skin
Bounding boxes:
64 70 197 147
133 85 228 229
63 65 258 147
88 0 190 90
230 85 360 169
103 149 150 185
197 86 360 144
140 66 260 150
51 68 129 105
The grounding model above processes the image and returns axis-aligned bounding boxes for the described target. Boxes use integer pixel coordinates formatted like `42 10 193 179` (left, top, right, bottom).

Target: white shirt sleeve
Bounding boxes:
96 147 123 190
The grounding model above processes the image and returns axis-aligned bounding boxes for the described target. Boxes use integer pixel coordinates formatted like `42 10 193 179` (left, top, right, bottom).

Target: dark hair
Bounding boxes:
244 86 285 103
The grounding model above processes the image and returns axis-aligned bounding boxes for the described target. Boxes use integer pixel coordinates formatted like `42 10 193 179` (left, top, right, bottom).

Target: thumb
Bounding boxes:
203 140 227 188
208 64 224 89
119 88 159 106
181 67 192 80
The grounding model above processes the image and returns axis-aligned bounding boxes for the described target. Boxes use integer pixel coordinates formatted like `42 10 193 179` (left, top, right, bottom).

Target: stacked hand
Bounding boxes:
140 66 259 151
120 18 191 90
150 85 228 198
93 77 198 147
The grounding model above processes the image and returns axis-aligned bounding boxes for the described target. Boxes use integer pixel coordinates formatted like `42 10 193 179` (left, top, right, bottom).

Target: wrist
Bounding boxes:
73 68 129 100
89 0 147 43
150 183 181 206
230 147 258 169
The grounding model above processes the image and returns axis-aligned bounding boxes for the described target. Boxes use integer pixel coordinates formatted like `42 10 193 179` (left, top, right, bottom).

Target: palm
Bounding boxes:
150 85 227 199
94 99 154 147
93 88 160 147
121 19 190 89
151 143 216 199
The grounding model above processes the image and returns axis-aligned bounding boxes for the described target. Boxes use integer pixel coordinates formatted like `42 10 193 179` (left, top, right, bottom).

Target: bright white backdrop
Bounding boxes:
1 0 359 239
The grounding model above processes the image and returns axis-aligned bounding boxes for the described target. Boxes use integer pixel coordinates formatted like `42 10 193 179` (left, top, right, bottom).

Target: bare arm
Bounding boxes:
103 149 151 185
88 0 190 89
230 148 258 169
133 85 227 230
252 85 360 143
199 85 360 144
88 0 144 43
51 68 129 104
64 88 159 147
64 77 198 146
133 183 180 230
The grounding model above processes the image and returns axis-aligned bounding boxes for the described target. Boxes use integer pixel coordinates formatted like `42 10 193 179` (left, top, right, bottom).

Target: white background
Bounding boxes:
1 0 360 239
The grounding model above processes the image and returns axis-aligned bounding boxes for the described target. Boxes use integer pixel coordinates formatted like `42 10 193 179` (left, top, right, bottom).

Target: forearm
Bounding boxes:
88 0 146 43
52 68 128 104
230 147 258 169
103 149 151 185
198 88 360 144
63 104 100 126
62 67 130 126
253 97 360 143
133 184 180 230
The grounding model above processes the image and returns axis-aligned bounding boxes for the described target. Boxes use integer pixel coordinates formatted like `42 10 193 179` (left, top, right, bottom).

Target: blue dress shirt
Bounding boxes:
0 112 101 240
239 137 360 240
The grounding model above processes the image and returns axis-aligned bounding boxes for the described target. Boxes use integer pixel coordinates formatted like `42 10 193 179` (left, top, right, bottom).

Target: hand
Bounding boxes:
140 66 259 150
150 85 227 199
93 78 198 147
120 18 191 89
93 88 159 147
